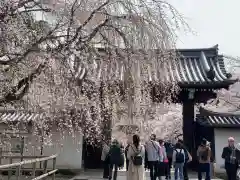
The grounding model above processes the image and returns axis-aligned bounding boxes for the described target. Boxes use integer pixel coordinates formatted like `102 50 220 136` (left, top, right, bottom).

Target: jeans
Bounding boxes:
103 160 109 178
148 161 159 180
109 164 118 180
225 163 238 180
183 163 189 180
198 163 210 180
174 163 184 180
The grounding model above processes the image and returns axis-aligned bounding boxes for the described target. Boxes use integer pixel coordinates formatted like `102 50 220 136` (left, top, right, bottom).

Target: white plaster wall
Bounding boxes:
41 131 83 169
0 128 83 170
214 128 240 172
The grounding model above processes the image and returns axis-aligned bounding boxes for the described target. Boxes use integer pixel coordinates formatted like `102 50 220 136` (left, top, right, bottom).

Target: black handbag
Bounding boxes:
105 153 110 164
131 146 143 166
119 151 125 167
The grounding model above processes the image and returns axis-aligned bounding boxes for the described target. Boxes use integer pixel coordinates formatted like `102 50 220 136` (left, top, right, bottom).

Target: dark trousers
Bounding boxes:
165 158 172 179
198 163 210 180
225 164 238 180
103 160 109 178
109 164 118 180
148 161 159 180
126 160 129 171
183 162 189 180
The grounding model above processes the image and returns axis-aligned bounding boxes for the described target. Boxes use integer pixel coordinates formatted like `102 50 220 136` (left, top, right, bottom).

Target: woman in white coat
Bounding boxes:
127 134 145 180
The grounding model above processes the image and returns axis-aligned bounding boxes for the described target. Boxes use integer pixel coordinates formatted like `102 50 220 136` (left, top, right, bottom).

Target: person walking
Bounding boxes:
172 142 185 180
108 139 124 180
119 142 125 170
158 139 168 180
178 139 191 180
165 141 174 180
145 134 161 180
221 137 240 180
125 140 131 171
127 134 145 180
101 140 110 179
197 138 211 180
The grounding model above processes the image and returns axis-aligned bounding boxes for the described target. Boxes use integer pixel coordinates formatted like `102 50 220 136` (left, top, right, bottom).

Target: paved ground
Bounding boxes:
0 176 72 180
0 169 224 180
70 169 223 180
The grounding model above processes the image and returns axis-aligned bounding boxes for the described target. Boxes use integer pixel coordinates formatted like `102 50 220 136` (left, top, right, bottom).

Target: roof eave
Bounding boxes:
199 123 240 128
178 79 238 89
199 106 240 116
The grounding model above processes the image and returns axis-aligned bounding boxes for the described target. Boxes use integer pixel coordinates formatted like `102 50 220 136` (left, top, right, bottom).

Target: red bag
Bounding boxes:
160 146 168 163
163 158 168 163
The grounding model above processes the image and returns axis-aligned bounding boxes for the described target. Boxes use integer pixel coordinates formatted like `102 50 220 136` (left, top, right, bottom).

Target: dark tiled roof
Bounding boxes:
174 46 236 87
196 107 240 128
0 109 42 123
196 115 240 128
93 45 236 89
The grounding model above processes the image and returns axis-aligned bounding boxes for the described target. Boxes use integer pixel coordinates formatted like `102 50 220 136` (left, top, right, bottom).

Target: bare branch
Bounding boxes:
0 0 189 142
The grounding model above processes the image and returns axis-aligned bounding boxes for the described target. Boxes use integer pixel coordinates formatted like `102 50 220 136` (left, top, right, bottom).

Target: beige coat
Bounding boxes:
101 144 110 161
127 144 145 180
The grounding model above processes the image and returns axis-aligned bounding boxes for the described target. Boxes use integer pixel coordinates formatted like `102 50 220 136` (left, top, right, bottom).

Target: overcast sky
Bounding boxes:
170 0 240 57
37 0 240 57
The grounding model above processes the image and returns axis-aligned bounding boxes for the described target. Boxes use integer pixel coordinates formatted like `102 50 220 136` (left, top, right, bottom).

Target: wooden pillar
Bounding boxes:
182 100 195 153
182 93 199 170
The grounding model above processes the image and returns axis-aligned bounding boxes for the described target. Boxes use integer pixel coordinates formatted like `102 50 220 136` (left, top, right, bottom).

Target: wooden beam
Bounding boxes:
31 169 58 180
0 154 58 169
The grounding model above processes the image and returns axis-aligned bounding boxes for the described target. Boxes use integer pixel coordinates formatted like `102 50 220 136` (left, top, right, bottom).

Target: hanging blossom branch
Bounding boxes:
204 55 240 113
0 0 190 142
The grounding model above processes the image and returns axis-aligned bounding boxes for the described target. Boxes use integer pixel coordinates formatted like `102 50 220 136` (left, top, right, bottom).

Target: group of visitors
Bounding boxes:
101 134 192 180
101 135 240 180
144 134 192 180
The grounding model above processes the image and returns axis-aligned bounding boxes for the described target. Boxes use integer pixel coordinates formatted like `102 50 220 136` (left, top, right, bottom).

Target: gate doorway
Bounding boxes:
82 140 102 169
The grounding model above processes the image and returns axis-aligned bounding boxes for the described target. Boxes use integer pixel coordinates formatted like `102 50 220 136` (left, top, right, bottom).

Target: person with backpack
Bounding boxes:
108 139 124 180
172 142 185 180
178 139 192 180
158 139 168 179
197 138 211 180
127 134 145 180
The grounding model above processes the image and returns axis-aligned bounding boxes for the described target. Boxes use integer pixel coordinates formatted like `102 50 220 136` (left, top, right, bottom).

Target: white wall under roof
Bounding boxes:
214 128 240 172
0 127 83 170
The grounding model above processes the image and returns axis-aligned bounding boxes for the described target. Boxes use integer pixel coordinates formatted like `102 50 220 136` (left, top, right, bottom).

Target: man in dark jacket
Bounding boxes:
108 139 124 180
165 141 174 180
178 139 190 180
222 137 240 180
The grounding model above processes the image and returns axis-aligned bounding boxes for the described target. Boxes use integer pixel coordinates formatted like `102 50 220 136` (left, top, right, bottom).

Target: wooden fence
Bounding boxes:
0 154 58 180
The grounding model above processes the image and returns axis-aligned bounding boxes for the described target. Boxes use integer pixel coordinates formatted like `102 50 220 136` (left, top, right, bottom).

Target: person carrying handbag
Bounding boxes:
101 141 110 179
145 134 161 180
127 134 145 180
158 139 168 179
165 142 174 180
108 139 124 180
